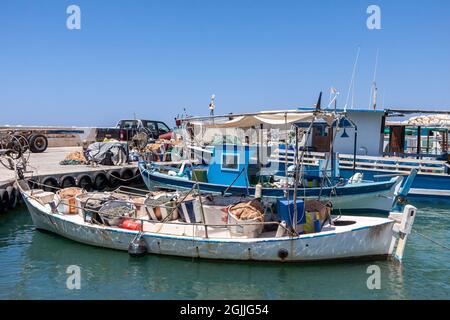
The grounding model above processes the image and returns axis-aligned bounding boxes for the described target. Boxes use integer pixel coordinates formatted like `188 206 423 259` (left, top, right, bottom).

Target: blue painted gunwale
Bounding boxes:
138 161 397 199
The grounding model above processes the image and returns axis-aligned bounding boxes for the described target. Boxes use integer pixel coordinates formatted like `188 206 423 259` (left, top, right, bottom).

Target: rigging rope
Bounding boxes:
412 230 450 251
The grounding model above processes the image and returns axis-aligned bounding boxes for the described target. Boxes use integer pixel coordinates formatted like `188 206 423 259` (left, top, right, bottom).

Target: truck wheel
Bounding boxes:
29 134 48 153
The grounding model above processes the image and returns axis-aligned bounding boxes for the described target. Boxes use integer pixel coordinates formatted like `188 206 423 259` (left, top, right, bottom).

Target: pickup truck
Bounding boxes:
96 119 172 147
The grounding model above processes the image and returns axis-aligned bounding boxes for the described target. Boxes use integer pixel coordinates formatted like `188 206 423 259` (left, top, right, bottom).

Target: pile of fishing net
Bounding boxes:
229 199 264 221
60 151 87 165
405 114 450 127
143 143 162 153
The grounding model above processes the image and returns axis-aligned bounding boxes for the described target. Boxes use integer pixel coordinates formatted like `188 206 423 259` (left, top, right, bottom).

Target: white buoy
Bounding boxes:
255 183 262 199
276 221 287 238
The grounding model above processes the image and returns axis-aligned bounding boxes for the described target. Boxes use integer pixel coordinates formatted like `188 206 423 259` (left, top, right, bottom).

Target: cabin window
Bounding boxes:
119 120 138 129
142 121 157 132
221 153 239 171
315 125 328 137
157 122 170 134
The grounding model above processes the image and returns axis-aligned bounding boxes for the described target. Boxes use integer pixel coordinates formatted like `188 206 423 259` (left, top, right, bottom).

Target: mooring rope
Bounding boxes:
412 230 450 251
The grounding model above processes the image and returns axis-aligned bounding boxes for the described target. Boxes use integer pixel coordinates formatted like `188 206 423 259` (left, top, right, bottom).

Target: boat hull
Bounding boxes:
274 151 450 200
339 167 450 201
24 195 395 262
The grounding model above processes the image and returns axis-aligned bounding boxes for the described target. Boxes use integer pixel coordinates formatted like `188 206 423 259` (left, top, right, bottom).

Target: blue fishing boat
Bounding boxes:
139 143 403 213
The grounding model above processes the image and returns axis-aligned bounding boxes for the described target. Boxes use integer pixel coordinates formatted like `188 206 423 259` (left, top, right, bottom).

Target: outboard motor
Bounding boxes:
128 233 148 258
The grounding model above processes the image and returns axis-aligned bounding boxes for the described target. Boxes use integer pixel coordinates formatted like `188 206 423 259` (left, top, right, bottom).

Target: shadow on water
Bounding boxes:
0 203 449 299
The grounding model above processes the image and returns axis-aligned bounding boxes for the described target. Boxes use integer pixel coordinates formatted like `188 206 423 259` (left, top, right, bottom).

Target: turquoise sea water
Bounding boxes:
0 201 449 300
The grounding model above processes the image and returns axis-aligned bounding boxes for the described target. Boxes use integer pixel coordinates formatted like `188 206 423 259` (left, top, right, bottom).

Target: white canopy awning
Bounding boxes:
188 111 334 129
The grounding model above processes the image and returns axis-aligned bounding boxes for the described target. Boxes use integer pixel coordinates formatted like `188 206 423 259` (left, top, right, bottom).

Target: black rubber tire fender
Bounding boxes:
42 176 59 192
76 174 93 192
28 134 48 153
28 179 39 190
93 172 108 191
59 175 76 189
132 167 144 184
120 167 134 185
108 170 121 189
6 186 18 210
0 189 10 213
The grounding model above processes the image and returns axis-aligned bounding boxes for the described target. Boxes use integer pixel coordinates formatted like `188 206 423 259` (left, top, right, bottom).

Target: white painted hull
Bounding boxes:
319 188 397 213
151 179 400 213
24 194 396 262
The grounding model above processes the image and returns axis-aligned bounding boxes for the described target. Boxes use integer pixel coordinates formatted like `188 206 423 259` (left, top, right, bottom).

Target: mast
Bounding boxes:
292 124 299 232
370 49 380 110
344 47 361 112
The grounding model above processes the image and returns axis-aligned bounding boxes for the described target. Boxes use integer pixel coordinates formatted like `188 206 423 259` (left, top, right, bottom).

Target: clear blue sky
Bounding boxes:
1 0 449 127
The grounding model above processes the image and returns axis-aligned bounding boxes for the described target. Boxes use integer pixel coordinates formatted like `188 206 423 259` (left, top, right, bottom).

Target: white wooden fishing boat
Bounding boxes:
17 181 417 262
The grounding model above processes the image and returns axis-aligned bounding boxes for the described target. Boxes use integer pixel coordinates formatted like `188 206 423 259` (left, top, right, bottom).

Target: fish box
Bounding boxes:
178 199 201 223
276 199 306 227
27 190 55 205
194 203 227 227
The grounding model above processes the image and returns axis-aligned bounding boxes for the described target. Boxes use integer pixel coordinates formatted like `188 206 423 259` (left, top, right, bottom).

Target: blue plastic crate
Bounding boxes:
276 199 306 227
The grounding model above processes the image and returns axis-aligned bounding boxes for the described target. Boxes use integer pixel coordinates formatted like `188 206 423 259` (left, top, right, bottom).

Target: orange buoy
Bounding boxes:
120 219 142 231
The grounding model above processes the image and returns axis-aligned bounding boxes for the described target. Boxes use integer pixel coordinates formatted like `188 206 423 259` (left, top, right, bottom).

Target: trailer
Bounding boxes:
0 129 48 153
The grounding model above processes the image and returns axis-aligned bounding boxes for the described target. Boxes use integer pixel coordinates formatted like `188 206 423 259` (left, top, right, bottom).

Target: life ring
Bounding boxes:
6 186 18 210
59 175 76 189
76 174 93 192
42 176 59 192
108 170 121 189
28 134 48 153
93 172 108 191
0 189 10 213
120 167 134 185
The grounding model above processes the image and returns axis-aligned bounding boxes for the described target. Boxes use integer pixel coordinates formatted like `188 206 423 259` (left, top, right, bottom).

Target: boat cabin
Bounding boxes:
191 144 340 188
384 125 449 160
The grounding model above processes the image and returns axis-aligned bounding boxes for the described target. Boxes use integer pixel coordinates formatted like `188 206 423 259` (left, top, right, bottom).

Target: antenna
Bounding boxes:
327 87 340 110
344 47 361 112
209 94 216 122
370 49 380 110
209 94 215 115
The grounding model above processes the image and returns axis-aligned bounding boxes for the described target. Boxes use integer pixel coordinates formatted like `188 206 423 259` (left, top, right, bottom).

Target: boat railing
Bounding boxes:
271 148 448 174
273 148 447 164
41 194 292 237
